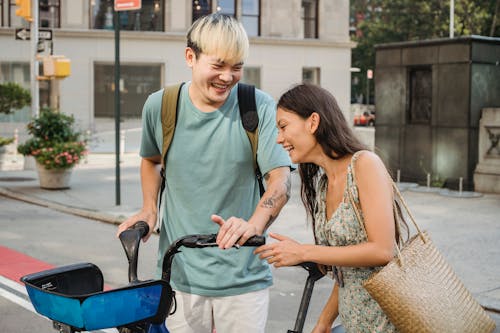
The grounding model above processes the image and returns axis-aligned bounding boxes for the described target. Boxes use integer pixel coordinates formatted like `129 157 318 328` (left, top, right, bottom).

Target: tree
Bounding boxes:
0 82 31 115
350 0 499 103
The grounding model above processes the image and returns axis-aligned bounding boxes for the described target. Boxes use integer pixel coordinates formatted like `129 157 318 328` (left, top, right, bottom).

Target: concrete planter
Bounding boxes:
36 161 73 190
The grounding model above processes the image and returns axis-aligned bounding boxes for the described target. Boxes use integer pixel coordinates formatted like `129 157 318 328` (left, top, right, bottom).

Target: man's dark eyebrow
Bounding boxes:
215 59 244 67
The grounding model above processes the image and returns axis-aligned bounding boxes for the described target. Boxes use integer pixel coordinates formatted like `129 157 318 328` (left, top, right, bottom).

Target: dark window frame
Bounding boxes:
89 0 165 32
407 66 433 125
6 0 61 28
39 0 61 28
217 0 237 17
192 0 212 23
302 0 318 39
241 0 260 37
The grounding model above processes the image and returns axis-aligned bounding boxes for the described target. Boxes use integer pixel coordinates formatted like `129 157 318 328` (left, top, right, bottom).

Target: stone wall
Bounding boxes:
474 108 500 193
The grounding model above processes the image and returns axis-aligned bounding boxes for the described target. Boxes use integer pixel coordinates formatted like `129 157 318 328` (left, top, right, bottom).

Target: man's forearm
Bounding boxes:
249 167 291 234
140 157 162 214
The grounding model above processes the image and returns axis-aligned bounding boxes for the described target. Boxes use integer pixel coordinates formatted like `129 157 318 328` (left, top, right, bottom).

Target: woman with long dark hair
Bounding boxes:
256 84 406 332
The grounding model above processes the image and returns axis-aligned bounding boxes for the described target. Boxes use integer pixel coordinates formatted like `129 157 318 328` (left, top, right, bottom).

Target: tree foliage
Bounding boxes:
351 0 499 102
0 82 31 115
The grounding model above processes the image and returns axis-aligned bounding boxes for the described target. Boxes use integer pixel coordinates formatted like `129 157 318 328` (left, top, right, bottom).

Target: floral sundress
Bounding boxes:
314 152 398 333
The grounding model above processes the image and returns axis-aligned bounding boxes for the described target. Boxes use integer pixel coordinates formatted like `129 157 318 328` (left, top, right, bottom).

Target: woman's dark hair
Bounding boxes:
277 84 367 229
278 83 408 245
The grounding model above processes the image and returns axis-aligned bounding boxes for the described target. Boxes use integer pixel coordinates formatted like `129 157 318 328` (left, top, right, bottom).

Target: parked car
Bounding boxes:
353 111 375 126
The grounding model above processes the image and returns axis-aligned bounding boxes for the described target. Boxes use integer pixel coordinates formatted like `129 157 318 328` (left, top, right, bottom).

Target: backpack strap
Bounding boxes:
158 83 184 220
158 82 264 217
238 83 264 196
161 83 184 171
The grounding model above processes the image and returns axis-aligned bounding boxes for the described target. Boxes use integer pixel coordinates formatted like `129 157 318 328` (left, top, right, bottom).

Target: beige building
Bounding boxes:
0 0 353 138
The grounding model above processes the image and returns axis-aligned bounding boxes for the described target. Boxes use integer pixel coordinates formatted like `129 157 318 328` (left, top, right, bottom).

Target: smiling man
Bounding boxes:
117 13 291 333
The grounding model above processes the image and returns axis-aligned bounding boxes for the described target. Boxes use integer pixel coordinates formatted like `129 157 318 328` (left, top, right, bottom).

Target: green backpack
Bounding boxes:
158 83 265 208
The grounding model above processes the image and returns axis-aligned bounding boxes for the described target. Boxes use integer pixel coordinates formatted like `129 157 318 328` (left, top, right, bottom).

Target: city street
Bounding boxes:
1 152 500 332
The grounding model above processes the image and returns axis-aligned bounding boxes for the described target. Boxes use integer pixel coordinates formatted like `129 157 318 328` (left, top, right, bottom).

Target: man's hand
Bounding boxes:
254 232 304 267
212 214 259 249
116 210 157 242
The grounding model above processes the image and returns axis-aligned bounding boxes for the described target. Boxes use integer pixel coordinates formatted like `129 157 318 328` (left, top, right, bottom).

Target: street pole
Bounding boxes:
450 0 454 38
114 9 121 206
30 0 39 117
366 76 369 105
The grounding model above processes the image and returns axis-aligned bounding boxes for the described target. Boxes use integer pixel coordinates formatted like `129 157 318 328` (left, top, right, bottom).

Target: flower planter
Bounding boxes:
36 161 73 190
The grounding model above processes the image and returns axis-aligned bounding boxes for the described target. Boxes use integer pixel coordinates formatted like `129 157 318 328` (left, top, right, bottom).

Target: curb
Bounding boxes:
0 187 125 225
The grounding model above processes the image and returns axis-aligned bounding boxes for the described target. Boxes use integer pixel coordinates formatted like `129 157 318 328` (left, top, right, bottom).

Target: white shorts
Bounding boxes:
165 288 269 333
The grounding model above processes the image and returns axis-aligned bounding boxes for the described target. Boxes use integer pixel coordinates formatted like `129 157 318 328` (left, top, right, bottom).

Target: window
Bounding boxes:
303 67 320 85
0 62 31 122
191 0 259 36
94 63 162 118
39 0 60 28
408 67 432 124
5 0 60 27
91 0 164 31
241 0 259 37
241 67 260 89
192 0 211 22
216 0 235 16
301 0 318 38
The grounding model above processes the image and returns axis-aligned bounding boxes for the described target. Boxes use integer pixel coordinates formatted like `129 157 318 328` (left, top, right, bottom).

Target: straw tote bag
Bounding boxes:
347 182 496 333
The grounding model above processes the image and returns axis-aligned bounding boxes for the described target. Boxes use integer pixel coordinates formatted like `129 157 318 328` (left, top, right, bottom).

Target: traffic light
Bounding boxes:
15 0 32 22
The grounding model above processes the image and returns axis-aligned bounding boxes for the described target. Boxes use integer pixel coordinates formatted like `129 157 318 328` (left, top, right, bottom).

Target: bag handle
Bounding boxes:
346 153 427 266
347 152 425 238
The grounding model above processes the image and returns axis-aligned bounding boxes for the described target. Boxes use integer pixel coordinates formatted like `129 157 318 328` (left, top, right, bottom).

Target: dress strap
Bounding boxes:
348 150 366 182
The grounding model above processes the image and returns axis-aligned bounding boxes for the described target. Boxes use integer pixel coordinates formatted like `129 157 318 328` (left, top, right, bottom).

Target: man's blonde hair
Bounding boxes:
187 13 249 63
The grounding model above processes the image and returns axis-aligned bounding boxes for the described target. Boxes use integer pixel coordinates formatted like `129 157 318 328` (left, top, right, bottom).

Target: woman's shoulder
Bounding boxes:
352 150 384 168
351 150 389 182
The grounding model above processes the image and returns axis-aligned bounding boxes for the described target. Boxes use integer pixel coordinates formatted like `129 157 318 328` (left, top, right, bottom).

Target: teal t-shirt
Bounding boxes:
140 82 291 296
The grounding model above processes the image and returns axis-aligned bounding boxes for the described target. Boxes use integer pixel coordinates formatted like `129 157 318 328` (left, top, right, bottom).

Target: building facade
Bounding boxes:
374 36 500 190
0 0 353 138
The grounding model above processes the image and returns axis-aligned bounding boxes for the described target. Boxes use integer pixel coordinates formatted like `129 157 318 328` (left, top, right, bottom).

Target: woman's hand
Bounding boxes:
254 232 304 267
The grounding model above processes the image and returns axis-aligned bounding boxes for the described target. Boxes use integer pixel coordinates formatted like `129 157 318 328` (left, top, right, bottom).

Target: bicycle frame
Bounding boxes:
21 222 264 333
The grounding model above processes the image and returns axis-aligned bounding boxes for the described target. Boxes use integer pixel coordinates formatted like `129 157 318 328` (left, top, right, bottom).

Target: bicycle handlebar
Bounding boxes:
161 234 265 283
119 221 150 283
119 221 266 284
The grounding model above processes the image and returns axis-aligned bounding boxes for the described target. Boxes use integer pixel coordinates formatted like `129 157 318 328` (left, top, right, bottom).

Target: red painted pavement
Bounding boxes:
0 246 55 284
1 246 113 291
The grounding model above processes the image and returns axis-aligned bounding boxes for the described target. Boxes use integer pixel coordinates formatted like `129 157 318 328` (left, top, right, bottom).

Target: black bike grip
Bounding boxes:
131 221 150 238
242 235 265 246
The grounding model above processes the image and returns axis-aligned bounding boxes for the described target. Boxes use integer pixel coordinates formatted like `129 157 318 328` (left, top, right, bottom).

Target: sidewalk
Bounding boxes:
1 149 500 320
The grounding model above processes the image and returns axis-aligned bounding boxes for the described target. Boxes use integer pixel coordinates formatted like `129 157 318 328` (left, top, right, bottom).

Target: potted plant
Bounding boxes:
0 82 31 159
17 108 87 189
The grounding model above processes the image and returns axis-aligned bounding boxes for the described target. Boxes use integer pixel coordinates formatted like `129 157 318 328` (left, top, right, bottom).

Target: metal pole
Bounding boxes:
450 0 454 38
114 9 121 206
31 0 39 117
366 74 369 105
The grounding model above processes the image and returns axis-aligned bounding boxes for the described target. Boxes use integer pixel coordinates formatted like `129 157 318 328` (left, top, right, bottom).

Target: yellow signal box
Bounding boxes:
15 0 32 22
42 56 71 78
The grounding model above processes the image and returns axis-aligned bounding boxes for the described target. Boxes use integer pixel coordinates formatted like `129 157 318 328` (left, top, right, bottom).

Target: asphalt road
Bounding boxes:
0 195 334 333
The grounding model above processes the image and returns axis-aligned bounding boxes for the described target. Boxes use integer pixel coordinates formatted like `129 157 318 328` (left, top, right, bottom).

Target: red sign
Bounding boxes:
114 0 141 11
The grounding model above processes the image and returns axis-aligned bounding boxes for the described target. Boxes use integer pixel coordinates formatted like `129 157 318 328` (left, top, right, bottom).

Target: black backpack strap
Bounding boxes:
238 83 265 197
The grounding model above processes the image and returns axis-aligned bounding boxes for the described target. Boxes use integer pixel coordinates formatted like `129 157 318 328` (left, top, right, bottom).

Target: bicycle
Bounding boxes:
21 221 343 333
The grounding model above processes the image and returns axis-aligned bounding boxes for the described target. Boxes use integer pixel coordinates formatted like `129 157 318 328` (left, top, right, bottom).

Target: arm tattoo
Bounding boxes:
261 172 292 208
261 195 276 209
